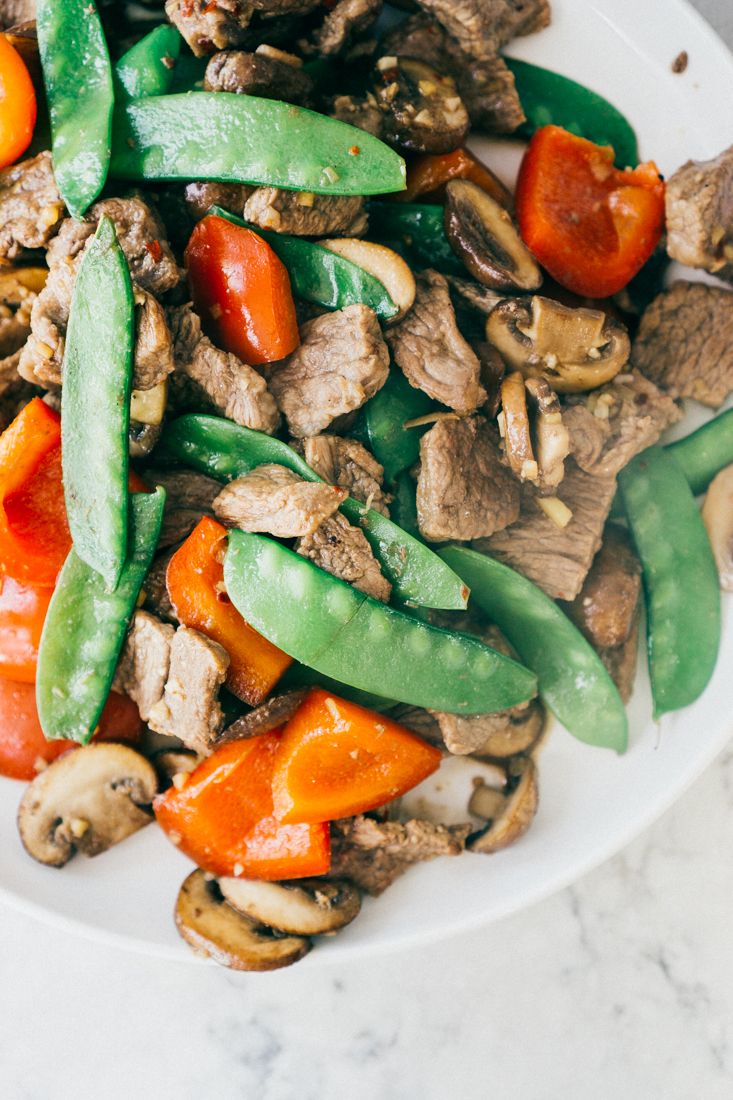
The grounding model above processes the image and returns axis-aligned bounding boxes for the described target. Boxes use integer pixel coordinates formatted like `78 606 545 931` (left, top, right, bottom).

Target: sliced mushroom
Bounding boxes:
487 296 630 393
17 744 158 867
319 237 416 320
702 464 733 591
499 371 538 483
152 749 201 790
445 181 542 292
129 420 161 458
219 877 361 935
468 757 539 854
175 870 311 971
525 377 570 494
130 379 168 427
373 56 469 154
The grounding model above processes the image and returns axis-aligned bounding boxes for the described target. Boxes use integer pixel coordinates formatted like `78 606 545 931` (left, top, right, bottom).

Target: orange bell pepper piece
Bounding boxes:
0 34 36 169
166 516 292 705
515 125 665 299
399 147 513 208
271 688 442 824
154 733 331 880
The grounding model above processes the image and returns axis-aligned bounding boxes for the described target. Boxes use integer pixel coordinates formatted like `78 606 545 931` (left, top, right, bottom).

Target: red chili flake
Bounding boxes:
349 145 361 156
204 0 218 11
182 0 194 16
145 239 162 263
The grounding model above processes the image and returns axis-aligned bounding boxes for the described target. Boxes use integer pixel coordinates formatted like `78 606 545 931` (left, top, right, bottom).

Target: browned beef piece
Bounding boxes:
416 415 519 541
213 463 347 536
330 93 384 137
205 48 314 104
168 304 280 433
113 611 175 723
0 152 63 263
217 689 308 743
296 511 391 601
146 468 222 550
147 626 230 754
329 815 470 895
133 289 175 391
561 526 641 650
243 187 368 237
632 282 733 408
0 351 36 432
0 1 36 28
142 549 179 624
183 181 253 222
476 462 617 600
563 371 681 478
665 145 733 283
434 701 544 757
268 304 389 436
303 0 382 57
303 434 390 515
165 0 254 56
598 611 640 705
414 0 550 58
387 270 485 413
87 197 180 295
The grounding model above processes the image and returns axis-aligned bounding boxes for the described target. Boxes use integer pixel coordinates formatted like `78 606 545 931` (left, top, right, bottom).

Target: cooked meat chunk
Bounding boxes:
330 93 384 137
217 689 308 743
213 463 347 536
147 468 222 550
169 304 280 433
183 181 253 222
598 610 640 705
416 415 519 541
0 1 36 28
476 463 617 600
268 304 389 437
113 611 175 723
561 526 641 650
243 187 368 237
147 626 230 754
0 152 63 263
0 296 33 359
433 700 544 757
387 270 485 413
90 196 180 295
414 0 551 58
205 48 314 104
165 0 254 56
304 0 382 58
632 282 733 408
303 434 390 515
0 351 36 432
329 814 470 895
563 371 681 478
142 549 179 625
133 289 175 392
296 511 391 601
665 145 733 283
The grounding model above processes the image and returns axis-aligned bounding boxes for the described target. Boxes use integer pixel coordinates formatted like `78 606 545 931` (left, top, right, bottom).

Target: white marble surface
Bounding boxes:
2 4 733 1098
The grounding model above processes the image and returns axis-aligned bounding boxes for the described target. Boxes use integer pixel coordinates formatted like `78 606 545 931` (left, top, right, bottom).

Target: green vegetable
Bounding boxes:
439 546 628 752
666 410 733 496
114 24 181 100
618 446 720 719
224 531 537 714
37 0 114 218
111 93 406 195
369 202 463 274
390 472 421 542
159 414 468 610
62 218 135 589
351 370 438 482
209 206 398 321
37 489 166 744
506 57 639 168
280 663 398 713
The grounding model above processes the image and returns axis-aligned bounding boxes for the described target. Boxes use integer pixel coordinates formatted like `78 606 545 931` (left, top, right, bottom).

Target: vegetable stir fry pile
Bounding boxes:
0 0 731 971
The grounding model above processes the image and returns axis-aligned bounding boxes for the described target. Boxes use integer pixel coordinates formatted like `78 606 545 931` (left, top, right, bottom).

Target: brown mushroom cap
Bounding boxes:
702 464 733 591
445 181 542 292
468 757 539 854
219 877 361 935
374 56 469 154
17 744 158 867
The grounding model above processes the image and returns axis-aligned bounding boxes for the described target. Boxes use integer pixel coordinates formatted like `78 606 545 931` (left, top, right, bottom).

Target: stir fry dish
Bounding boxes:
0 0 731 971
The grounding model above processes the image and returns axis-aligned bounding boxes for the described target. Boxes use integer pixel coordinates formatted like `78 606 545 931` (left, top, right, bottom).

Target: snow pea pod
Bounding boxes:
114 24 181 100
618 446 720 719
439 546 628 752
369 202 464 274
224 532 536 714
209 206 398 321
111 94 406 195
37 0 114 218
506 58 639 168
37 489 166 744
62 217 135 589
666 409 733 496
351 370 438 483
159 414 468 610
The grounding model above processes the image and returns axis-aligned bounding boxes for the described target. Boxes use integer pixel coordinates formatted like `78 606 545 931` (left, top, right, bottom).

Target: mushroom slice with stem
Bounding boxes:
17 744 158 867
319 237 416 321
130 378 168 428
525 376 570 494
445 181 542 292
219 877 361 935
175 870 311 972
702 464 733 591
487 296 630 393
499 371 538 483
373 56 469 155
468 756 539 854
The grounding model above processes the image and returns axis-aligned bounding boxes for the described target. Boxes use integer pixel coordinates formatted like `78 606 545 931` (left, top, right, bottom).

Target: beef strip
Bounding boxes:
476 461 617 600
113 611 176 723
303 0 382 58
0 350 36 432
0 152 63 263
205 48 314 104
665 144 733 283
216 689 308 744
560 525 641 650
296 510 391 601
0 1 36 28
133 289 175 391
414 0 551 58
183 181 253 222
416 415 519 541
386 270 486 413
598 610 640 705
213 463 347 536
268 304 389 437
84 197 180 295
168 303 280 433
147 625 230 754
563 370 682 478
632 281 733 408
328 815 470 895
243 187 368 237
146 468 222 550
303 434 390 515
329 93 384 137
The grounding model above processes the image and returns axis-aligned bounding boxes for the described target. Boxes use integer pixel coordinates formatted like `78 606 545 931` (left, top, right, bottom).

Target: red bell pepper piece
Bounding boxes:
399 147 513 208
0 573 52 683
0 34 36 169
515 125 665 298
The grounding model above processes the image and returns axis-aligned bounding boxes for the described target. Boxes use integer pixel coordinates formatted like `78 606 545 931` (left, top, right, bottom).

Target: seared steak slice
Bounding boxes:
217 689 308 744
213 463 347 536
133 289 175 392
303 434 390 515
113 611 175 723
183 181 253 222
416 415 519 541
414 0 551 59
243 187 368 237
147 626 230 754
632 282 733 408
146 468 222 551
665 144 733 283
205 48 314 104
0 152 63 263
165 0 253 56
304 0 382 57
296 510 391 601
89 196 180 295
560 526 641 650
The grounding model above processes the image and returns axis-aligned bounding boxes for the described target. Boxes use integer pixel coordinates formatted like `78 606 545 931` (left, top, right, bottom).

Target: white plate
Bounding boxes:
1 0 732 964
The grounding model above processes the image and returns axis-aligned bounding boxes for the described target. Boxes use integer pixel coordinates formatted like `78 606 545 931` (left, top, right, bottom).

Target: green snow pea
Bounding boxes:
506 58 639 168
159 414 468 610
279 663 398 713
111 94 406 195
351 370 438 483
618 446 720 719
224 532 536 714
439 546 628 752
37 489 166 744
209 206 399 321
390 472 421 542
368 202 463 274
62 217 135 589
114 24 181 100
666 409 733 496
37 0 114 218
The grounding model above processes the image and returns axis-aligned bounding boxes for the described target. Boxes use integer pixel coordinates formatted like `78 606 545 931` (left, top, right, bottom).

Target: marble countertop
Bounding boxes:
2 4 732 1098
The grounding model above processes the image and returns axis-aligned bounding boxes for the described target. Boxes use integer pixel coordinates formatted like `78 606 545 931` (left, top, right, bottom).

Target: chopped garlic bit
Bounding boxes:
296 191 315 207
69 817 90 839
537 495 573 528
